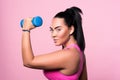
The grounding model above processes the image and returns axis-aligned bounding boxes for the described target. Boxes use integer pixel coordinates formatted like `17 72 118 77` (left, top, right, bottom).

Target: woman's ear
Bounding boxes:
69 25 74 35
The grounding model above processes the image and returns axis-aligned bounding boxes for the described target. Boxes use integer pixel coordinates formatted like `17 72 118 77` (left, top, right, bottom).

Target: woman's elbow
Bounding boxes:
23 61 33 68
23 60 41 69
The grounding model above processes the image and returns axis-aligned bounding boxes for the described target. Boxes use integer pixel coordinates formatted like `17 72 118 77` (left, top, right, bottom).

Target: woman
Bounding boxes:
21 6 87 80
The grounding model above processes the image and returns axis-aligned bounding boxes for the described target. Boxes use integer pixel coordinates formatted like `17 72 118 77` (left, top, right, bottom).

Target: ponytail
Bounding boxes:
54 6 85 52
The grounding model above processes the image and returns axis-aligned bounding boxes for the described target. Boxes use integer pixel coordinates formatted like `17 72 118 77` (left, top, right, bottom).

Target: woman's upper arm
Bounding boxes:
26 49 73 70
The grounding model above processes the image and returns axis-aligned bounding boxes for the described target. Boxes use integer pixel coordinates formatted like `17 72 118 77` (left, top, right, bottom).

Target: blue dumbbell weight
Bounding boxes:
20 16 43 27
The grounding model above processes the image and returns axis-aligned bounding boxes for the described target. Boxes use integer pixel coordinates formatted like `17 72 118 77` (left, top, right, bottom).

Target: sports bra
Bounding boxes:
43 43 84 80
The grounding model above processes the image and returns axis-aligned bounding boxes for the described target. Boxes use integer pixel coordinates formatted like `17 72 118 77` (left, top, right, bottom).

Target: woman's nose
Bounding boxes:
52 31 57 38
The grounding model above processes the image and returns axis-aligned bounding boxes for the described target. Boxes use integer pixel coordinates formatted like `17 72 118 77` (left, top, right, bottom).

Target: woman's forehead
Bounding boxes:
51 18 66 28
52 18 65 24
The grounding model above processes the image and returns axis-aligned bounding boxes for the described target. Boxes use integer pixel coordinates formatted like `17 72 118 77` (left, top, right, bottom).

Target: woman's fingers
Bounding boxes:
23 17 35 30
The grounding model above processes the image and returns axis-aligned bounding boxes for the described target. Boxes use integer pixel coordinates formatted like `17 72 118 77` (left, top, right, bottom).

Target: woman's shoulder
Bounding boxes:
59 48 81 75
63 47 81 58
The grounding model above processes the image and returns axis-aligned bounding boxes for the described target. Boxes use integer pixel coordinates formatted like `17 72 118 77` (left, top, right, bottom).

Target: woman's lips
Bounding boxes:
53 39 58 43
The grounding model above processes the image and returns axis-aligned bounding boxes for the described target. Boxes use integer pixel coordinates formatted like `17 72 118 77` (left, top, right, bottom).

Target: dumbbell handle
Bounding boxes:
20 16 43 27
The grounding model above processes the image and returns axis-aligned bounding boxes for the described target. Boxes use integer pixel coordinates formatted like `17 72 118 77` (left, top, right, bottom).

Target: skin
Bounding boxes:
22 17 87 79
79 53 88 80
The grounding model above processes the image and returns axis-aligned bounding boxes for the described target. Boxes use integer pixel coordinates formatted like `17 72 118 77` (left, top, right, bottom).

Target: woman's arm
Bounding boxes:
21 18 79 70
22 32 78 69
22 31 34 67
21 17 35 67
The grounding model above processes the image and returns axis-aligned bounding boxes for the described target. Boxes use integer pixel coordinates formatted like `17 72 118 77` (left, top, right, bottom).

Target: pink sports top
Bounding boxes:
43 44 84 80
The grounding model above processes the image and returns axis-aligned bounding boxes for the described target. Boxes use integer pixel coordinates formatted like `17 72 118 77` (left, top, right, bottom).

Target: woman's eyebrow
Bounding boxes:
49 27 53 30
50 26 61 30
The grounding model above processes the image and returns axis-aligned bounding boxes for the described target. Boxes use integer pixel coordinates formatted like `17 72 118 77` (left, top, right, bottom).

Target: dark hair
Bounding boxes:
54 6 85 52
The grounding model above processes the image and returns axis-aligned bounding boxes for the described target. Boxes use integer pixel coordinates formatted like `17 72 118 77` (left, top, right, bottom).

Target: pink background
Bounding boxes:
0 0 120 80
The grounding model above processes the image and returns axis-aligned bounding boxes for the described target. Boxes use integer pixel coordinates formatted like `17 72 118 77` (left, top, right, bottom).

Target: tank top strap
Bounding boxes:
64 43 84 75
64 43 81 52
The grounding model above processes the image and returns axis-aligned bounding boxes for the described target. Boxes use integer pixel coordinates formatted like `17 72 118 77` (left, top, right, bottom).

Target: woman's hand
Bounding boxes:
22 17 35 30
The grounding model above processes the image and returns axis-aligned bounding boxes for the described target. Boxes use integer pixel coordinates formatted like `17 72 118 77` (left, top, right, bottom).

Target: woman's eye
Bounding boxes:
56 29 61 31
49 29 53 32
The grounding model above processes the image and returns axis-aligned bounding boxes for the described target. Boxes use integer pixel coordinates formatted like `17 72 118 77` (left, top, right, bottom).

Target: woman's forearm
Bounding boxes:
22 32 34 66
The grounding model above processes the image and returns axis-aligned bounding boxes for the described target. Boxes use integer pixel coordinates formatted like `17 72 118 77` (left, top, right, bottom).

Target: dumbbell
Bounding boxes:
20 16 43 27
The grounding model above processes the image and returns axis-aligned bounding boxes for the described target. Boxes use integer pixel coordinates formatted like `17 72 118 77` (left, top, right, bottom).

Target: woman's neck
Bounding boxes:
62 36 77 48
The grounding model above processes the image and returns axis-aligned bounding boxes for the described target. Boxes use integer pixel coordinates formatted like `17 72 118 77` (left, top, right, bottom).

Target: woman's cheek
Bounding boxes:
59 31 69 42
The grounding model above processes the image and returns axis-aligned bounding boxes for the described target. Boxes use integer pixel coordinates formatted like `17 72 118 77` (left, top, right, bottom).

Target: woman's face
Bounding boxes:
50 18 71 46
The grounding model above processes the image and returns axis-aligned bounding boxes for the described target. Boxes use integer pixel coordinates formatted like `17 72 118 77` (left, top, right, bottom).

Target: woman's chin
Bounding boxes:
54 43 61 46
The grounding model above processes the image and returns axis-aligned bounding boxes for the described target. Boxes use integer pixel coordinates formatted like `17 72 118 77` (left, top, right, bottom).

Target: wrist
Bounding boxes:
22 29 30 32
